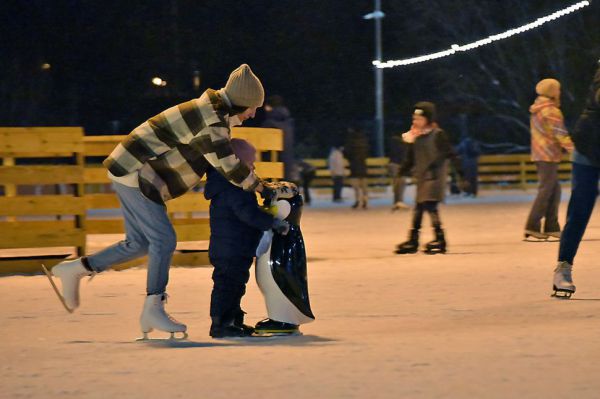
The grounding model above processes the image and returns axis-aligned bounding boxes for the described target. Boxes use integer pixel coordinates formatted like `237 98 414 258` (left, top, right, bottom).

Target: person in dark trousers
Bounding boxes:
525 79 574 240
456 135 482 197
204 138 290 338
328 145 345 202
551 61 600 298
297 160 317 205
396 102 456 255
389 134 409 210
345 128 370 209
262 95 295 181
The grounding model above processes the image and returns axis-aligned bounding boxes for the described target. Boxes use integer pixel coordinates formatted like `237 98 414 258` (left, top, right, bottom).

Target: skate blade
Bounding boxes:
41 264 74 314
136 331 188 342
551 286 574 299
423 250 447 255
253 331 302 338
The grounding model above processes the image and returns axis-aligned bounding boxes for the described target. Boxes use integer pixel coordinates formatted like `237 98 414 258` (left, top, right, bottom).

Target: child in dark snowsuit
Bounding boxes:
396 102 456 255
204 139 289 338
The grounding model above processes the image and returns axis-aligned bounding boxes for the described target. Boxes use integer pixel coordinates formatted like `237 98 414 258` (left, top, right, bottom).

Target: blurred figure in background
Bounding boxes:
296 160 317 206
456 134 482 197
345 128 370 209
328 145 345 203
262 95 295 180
524 79 574 241
388 133 409 211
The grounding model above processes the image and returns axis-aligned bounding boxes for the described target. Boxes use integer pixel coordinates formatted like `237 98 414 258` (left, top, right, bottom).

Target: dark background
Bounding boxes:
1 0 598 156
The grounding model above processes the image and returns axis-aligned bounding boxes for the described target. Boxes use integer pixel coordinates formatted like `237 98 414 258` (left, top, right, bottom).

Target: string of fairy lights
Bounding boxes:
374 0 591 69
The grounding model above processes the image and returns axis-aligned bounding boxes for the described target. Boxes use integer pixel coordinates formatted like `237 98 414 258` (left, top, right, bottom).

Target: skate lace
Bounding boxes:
161 294 183 325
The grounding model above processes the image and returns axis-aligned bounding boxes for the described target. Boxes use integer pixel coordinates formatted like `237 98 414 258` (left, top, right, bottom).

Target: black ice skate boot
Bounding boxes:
395 229 419 254
254 318 300 336
234 309 255 335
210 316 254 339
424 228 447 255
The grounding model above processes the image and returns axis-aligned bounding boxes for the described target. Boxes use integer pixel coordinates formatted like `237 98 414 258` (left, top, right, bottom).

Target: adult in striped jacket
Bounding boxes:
45 64 297 339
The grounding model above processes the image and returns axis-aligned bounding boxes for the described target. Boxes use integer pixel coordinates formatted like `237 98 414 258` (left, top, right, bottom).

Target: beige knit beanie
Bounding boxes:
536 78 561 100
224 64 265 108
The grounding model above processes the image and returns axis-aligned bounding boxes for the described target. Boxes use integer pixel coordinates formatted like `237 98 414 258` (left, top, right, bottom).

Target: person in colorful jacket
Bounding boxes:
524 79 574 240
44 64 297 339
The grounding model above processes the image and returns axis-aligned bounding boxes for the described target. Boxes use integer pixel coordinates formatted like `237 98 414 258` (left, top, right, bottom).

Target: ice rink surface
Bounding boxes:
3 189 600 399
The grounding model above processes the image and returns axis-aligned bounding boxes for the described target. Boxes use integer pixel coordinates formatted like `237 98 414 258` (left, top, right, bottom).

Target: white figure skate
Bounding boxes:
552 261 576 299
137 294 188 341
42 259 93 313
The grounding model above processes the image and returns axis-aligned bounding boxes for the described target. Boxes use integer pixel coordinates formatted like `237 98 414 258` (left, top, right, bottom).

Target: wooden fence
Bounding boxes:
0 127 283 275
306 154 572 191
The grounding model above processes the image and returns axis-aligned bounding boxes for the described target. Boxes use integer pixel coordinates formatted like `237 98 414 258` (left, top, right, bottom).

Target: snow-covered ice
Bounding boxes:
3 190 600 399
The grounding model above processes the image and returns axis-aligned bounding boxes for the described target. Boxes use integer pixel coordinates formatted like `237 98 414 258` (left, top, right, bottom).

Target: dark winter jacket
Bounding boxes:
204 167 274 259
345 130 369 178
571 64 600 165
400 128 455 203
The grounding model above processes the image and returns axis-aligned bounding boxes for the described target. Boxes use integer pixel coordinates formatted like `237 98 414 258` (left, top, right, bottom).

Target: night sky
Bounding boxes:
1 1 598 156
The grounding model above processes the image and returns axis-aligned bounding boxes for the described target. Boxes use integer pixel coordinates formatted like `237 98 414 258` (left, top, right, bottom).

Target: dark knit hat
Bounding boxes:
413 102 437 123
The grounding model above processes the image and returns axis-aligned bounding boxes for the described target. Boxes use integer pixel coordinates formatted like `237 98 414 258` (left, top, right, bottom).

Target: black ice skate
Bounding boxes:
424 229 447 255
210 316 254 339
254 318 300 336
395 229 419 254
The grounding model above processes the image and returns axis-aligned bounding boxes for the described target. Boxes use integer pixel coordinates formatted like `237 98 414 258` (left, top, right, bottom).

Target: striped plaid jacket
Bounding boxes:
530 96 573 163
103 89 260 204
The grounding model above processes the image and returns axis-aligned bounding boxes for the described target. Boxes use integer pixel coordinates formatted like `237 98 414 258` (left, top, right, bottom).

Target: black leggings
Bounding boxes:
412 201 442 230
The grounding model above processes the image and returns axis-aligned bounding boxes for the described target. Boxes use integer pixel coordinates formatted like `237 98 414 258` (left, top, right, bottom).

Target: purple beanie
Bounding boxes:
230 138 257 167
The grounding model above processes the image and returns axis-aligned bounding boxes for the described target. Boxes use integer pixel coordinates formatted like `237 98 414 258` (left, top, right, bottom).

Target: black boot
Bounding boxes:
210 315 254 339
395 229 419 254
254 318 300 336
424 228 447 254
234 309 255 335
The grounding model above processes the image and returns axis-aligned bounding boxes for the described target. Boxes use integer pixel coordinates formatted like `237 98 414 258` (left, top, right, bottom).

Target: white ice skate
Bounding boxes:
391 201 410 212
42 259 93 313
137 294 188 341
551 261 576 299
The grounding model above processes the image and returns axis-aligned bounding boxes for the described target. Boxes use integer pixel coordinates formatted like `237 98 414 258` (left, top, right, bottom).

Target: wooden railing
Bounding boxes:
0 127 283 274
305 154 572 190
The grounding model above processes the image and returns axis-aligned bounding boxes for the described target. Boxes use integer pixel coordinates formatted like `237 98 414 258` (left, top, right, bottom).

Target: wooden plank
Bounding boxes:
85 219 125 234
0 166 83 184
255 162 284 179
0 127 84 155
0 196 85 216
0 227 85 249
174 221 211 242
84 136 123 156
231 127 283 151
167 194 210 213
0 256 72 275
85 193 120 209
84 167 111 184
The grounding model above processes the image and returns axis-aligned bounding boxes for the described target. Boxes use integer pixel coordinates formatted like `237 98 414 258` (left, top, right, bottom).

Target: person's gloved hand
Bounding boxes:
272 218 290 235
260 181 299 204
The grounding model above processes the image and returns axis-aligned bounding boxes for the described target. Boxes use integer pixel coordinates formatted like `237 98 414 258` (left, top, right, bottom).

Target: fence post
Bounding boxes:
520 158 527 190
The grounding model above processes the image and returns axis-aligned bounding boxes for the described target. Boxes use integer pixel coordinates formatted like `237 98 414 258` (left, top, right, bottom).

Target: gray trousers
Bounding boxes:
526 162 561 233
388 163 406 203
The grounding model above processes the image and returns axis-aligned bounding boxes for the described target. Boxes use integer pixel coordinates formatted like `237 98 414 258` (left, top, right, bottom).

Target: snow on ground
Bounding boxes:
3 189 600 399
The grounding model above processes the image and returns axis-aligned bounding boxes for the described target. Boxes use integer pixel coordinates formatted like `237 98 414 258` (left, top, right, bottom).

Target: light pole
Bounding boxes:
364 0 385 157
